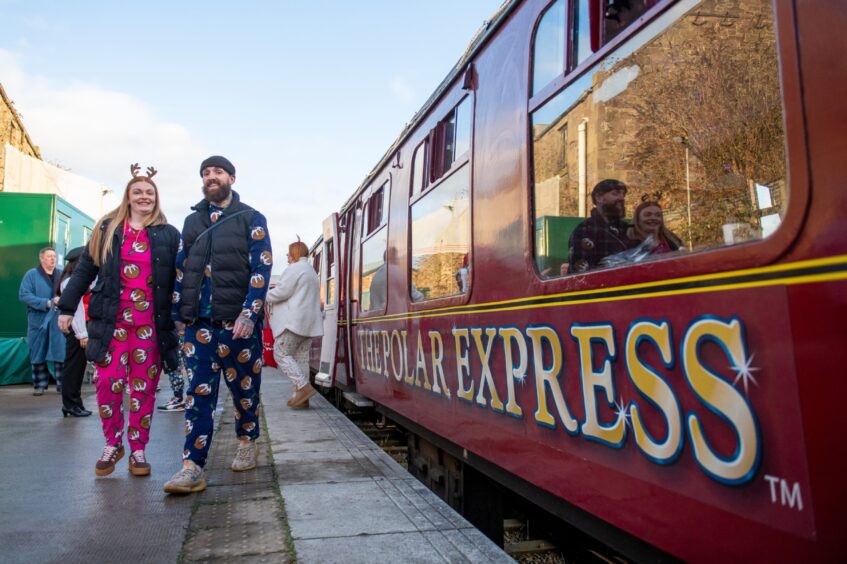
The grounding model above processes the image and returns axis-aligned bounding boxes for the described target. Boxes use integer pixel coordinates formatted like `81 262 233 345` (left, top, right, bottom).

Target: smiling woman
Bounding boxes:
57 163 181 478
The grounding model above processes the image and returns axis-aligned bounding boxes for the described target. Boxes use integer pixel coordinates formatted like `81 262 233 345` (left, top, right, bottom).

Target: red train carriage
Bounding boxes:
308 0 847 560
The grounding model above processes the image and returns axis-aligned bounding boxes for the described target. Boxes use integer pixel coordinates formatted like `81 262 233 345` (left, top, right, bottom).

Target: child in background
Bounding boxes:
157 334 188 412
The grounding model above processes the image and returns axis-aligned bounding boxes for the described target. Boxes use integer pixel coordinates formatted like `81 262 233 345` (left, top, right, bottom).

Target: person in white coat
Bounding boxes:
266 241 323 408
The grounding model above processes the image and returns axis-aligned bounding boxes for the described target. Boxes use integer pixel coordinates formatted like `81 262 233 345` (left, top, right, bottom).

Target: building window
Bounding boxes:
410 163 471 301
530 0 788 277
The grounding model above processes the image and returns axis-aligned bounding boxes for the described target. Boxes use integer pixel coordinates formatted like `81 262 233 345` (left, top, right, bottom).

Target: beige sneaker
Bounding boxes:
163 460 206 494
231 439 258 472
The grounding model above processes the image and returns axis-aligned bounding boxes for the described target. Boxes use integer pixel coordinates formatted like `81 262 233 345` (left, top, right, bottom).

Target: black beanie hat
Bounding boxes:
591 178 627 202
200 155 235 177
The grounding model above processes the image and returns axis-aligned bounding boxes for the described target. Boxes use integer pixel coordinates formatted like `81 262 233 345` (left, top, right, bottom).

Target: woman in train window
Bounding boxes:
58 164 180 477
266 240 323 409
628 196 684 255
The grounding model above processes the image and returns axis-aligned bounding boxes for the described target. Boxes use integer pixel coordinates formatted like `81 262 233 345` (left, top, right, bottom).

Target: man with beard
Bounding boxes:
164 155 272 494
566 179 636 273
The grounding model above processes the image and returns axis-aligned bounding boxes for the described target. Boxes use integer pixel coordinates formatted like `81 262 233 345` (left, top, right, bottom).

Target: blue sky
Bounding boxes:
0 0 504 273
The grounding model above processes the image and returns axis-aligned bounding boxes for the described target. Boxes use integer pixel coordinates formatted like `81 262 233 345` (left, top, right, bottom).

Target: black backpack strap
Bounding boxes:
194 209 252 241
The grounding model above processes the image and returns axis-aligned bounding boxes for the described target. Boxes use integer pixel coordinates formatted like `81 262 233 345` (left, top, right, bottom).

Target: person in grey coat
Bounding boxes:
18 247 65 395
266 240 323 408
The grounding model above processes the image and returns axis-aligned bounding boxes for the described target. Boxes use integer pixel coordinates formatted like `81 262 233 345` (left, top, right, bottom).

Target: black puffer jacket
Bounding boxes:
179 191 256 323
59 220 181 370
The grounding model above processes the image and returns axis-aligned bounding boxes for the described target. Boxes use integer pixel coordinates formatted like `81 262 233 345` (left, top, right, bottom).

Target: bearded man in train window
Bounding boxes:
566 179 637 273
164 155 272 495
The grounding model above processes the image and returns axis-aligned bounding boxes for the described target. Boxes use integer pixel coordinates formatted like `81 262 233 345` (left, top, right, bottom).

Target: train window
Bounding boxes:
365 181 389 236
530 0 788 278
411 141 428 196
410 163 470 301
361 226 387 311
325 238 336 306
570 0 593 68
603 1 662 46
431 96 472 183
314 248 325 308
532 0 565 95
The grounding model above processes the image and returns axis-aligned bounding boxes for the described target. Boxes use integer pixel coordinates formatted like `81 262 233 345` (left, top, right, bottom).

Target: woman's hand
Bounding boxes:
79 337 88 349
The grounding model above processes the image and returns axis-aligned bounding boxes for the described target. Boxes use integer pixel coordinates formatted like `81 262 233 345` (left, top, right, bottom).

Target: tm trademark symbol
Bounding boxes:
764 475 804 511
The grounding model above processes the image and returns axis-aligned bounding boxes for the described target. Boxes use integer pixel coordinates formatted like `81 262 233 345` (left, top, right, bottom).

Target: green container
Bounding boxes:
0 193 95 338
535 215 584 277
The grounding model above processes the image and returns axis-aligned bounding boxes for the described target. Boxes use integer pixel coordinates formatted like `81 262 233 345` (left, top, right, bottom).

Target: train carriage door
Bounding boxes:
315 213 339 387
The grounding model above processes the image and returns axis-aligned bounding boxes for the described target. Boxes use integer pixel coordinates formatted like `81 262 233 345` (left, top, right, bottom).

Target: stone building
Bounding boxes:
0 82 41 191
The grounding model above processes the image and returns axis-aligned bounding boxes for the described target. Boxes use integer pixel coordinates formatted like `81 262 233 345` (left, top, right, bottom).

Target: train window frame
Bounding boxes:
531 0 566 97
324 236 336 308
530 0 681 110
413 94 473 202
358 175 392 316
410 140 429 197
407 89 475 311
525 0 810 289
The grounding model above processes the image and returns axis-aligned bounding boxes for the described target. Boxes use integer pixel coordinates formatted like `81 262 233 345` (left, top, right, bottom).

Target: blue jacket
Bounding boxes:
18 267 65 363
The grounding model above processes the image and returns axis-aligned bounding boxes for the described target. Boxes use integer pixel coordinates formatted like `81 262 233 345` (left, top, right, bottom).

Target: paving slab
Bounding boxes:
260 372 513 563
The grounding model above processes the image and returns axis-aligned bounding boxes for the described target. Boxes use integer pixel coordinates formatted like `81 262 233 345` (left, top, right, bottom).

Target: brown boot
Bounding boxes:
95 444 125 476
289 383 316 408
129 450 151 476
290 399 310 410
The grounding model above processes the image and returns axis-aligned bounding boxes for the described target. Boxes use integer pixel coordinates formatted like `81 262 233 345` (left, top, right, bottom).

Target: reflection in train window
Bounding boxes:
361 226 387 311
410 163 470 301
531 0 788 278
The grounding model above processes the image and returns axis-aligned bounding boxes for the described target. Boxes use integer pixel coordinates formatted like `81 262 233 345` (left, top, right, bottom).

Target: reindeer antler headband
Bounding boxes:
127 163 158 189
641 191 664 203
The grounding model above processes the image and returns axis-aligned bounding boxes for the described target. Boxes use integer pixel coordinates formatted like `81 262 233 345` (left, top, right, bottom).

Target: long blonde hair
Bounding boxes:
88 177 167 266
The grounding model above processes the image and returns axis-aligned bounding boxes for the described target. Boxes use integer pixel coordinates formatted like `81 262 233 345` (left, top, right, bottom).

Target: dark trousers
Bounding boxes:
61 333 86 410
182 320 262 467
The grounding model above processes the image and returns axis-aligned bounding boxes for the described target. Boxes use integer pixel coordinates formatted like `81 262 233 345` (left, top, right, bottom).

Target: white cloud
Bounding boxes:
0 48 205 232
0 48 353 273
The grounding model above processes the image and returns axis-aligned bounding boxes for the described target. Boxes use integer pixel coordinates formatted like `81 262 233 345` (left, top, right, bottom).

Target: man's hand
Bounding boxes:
58 314 73 334
232 318 255 339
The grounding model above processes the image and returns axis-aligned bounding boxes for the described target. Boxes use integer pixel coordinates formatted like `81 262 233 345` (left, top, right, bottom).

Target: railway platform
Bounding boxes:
0 369 512 563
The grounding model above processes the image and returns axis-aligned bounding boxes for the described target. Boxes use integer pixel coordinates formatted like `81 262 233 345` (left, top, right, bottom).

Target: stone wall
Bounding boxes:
0 83 41 191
